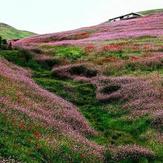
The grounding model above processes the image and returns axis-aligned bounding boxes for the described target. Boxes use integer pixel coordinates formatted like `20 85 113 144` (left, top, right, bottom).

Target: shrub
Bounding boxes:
104 150 113 163
0 50 42 71
101 85 121 94
0 37 8 50
31 48 42 54
19 49 33 62
69 65 97 77
0 36 2 48
37 59 60 70
2 39 7 45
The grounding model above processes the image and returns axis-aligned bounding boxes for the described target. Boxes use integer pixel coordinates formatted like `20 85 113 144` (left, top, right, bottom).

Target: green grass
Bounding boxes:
104 58 163 77
0 111 49 163
34 69 163 162
40 45 86 61
0 50 102 162
0 49 46 71
0 107 99 163
138 9 163 15
99 51 141 60
0 49 162 162
0 23 35 40
34 74 152 147
0 49 151 146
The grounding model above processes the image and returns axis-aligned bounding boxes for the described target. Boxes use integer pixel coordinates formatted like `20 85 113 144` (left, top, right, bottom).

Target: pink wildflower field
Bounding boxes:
14 13 163 47
1 10 163 162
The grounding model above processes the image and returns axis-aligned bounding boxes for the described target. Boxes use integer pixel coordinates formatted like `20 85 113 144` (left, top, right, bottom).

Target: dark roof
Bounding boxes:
109 12 143 21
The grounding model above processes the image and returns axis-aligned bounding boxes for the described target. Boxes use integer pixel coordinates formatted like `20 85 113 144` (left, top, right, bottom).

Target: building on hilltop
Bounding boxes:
108 13 143 22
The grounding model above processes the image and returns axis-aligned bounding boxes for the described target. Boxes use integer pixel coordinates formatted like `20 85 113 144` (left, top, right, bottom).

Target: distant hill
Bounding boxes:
0 23 36 40
138 8 163 15
15 9 163 48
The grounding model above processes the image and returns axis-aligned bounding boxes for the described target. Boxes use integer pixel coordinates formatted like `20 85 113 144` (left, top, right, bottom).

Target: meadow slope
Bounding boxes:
15 13 163 46
0 10 163 162
0 23 35 40
0 57 104 162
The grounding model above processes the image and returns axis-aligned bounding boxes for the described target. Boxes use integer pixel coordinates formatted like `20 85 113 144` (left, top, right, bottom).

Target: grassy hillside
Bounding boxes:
139 8 163 15
0 23 36 40
1 47 162 162
14 11 163 48
0 9 163 162
0 50 103 162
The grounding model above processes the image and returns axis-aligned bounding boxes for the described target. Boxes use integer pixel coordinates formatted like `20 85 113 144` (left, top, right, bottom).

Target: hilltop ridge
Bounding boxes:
14 11 163 48
0 23 36 40
138 8 163 15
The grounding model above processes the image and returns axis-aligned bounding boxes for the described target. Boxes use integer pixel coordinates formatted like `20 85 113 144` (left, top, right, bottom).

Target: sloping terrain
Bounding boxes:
0 23 36 40
0 9 163 162
139 9 163 15
0 57 104 162
14 12 163 46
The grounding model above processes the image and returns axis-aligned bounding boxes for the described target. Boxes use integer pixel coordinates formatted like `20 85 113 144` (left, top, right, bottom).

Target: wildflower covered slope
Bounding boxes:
15 12 163 46
0 58 104 162
0 9 163 162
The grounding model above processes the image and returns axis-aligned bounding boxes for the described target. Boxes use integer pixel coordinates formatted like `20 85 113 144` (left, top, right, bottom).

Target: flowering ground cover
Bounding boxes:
0 53 104 162
0 48 162 162
14 13 163 47
1 10 163 162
